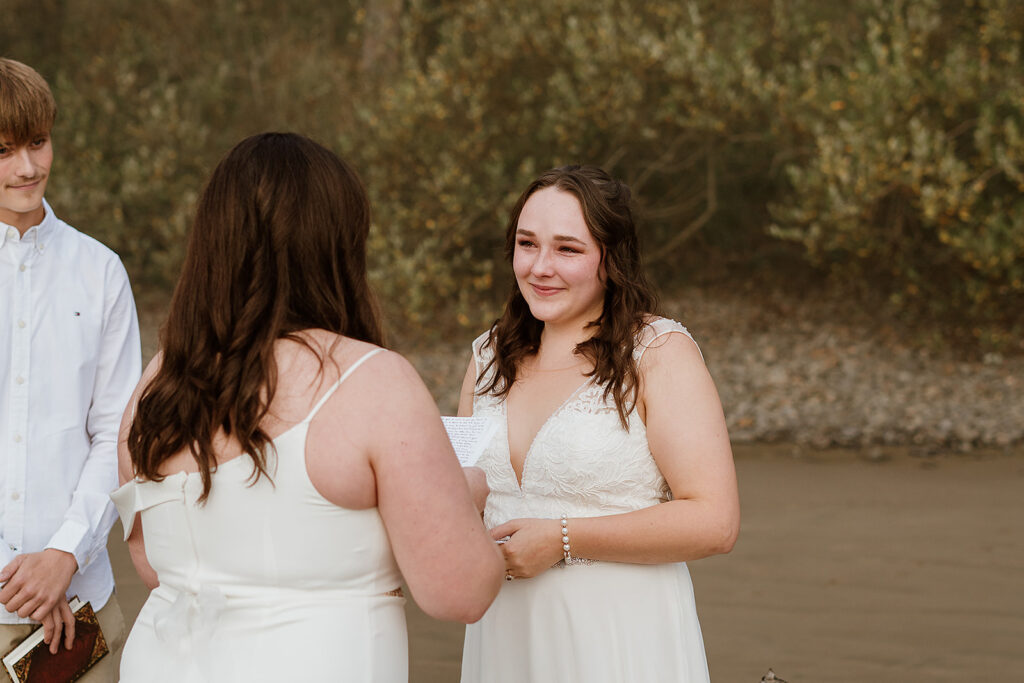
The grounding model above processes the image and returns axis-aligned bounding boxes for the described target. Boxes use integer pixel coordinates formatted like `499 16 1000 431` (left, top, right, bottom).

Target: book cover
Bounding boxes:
1 597 109 683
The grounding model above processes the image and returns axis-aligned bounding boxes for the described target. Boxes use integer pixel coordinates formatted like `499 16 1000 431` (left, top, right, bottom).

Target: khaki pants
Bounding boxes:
0 593 126 683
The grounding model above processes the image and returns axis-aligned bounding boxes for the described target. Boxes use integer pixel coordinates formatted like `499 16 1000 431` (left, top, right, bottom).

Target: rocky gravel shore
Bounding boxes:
667 286 1023 450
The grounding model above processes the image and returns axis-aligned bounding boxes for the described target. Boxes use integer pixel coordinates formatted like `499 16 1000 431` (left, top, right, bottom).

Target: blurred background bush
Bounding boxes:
3 0 1021 350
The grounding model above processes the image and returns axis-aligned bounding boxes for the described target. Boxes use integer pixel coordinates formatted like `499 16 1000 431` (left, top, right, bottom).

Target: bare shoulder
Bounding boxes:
140 351 164 386
119 353 163 483
336 343 422 386
128 352 164 412
317 340 432 412
638 320 705 373
275 331 399 386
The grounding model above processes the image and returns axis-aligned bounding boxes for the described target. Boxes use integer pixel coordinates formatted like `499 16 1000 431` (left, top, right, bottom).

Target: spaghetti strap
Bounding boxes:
304 347 386 423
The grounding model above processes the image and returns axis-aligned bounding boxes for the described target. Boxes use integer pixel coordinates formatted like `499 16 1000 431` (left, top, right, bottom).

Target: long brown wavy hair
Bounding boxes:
128 133 384 501
479 165 659 427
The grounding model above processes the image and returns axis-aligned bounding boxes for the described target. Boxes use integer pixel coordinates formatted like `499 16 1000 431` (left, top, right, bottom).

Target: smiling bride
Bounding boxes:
458 165 740 682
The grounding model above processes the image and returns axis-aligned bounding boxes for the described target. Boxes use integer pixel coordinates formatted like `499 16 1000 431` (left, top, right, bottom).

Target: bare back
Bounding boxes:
119 329 504 624
153 331 382 510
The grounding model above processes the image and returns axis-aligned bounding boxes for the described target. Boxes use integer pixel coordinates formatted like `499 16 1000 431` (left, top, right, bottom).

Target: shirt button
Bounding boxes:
15 376 25 385
12 434 21 443
19 264 26 272
10 492 19 501
17 320 25 329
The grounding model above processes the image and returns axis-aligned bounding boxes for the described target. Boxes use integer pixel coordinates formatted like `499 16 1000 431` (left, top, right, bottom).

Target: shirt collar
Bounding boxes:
0 199 57 250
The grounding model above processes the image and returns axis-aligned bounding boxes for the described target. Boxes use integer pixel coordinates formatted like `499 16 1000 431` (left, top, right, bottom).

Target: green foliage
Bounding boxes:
6 0 365 286
768 0 1024 343
3 0 1021 347
349 0 784 332
352 2 621 326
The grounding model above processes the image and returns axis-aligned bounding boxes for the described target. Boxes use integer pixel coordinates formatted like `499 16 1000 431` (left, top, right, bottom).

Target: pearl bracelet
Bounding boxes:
560 515 572 565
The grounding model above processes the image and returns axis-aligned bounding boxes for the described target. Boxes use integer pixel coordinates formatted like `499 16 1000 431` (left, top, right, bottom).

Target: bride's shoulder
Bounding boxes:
635 315 695 348
634 316 703 364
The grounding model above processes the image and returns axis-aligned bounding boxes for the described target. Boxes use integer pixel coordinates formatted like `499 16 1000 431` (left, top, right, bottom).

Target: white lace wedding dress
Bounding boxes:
461 318 710 682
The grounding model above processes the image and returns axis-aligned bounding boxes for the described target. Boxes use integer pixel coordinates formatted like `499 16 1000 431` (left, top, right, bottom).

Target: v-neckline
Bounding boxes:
504 377 592 491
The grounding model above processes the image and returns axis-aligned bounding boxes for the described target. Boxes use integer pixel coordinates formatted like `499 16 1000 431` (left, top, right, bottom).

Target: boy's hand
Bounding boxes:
0 549 78 621
41 600 76 654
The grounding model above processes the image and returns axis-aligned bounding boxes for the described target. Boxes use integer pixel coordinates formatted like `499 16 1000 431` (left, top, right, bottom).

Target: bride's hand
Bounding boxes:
490 518 563 579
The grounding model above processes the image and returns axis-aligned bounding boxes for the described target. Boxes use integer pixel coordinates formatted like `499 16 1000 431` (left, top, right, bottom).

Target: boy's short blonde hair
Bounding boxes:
0 58 57 144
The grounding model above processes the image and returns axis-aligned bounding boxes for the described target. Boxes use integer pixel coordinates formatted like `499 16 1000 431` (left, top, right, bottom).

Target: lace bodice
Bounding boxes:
471 318 697 528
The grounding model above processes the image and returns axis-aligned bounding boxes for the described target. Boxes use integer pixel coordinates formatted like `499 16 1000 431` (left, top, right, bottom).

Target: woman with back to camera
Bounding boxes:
459 165 740 682
111 133 504 682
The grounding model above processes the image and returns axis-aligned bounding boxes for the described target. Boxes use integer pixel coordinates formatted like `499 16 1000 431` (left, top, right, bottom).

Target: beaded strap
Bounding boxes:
560 515 572 565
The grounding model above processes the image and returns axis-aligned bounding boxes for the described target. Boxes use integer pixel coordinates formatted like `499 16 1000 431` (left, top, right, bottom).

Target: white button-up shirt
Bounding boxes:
0 200 141 623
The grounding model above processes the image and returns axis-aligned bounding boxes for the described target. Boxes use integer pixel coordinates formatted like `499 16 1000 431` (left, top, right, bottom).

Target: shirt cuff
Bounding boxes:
45 519 89 571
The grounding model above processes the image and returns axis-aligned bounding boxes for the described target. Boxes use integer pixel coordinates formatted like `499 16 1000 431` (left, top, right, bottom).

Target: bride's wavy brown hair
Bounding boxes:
479 165 659 427
128 133 383 501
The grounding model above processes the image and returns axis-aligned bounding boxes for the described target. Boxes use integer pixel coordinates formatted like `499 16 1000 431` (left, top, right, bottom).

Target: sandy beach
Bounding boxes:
108 443 1024 682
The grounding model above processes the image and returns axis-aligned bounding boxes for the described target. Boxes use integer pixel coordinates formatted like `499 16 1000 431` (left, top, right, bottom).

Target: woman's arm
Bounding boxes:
494 332 739 576
342 351 503 622
457 356 476 417
456 356 491 513
116 357 161 590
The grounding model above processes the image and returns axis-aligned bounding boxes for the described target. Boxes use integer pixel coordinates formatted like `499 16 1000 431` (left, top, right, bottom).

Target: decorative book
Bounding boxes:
1 597 109 683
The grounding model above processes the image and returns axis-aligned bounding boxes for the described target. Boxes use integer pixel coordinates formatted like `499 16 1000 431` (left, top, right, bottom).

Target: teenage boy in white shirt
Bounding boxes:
0 58 140 679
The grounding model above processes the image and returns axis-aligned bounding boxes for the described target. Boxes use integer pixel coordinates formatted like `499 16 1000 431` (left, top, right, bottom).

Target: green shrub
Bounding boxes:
347 0 780 334
769 0 1024 345
11 0 365 286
